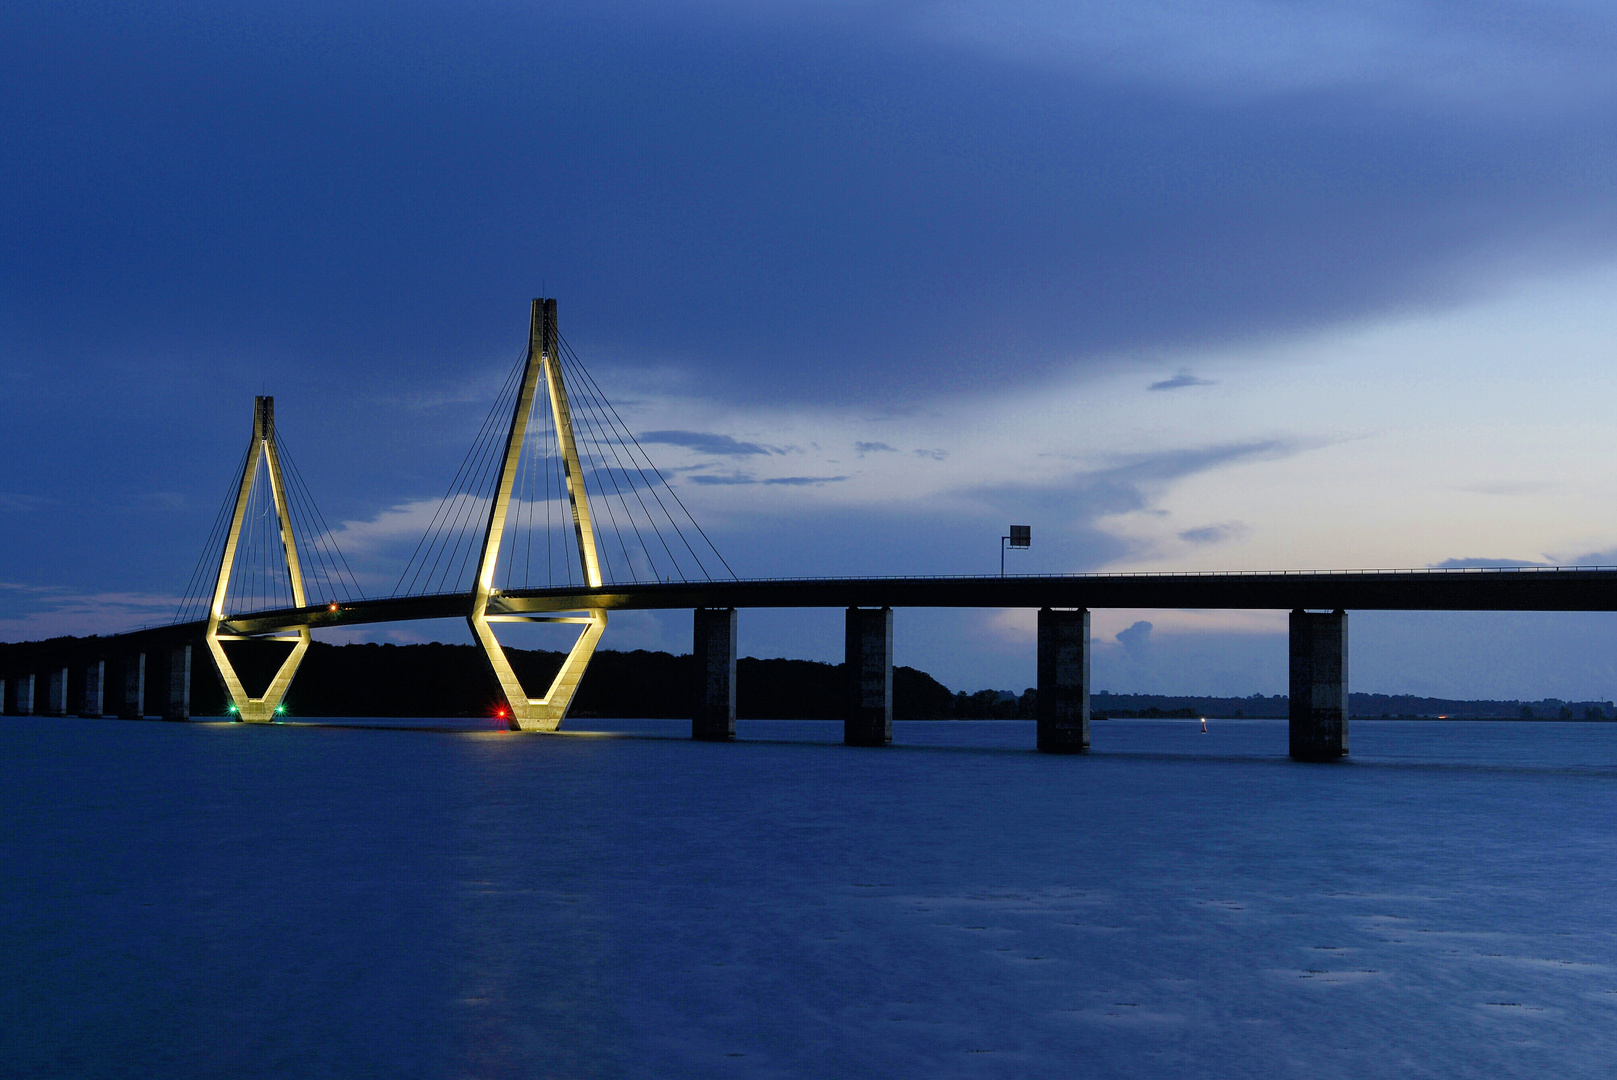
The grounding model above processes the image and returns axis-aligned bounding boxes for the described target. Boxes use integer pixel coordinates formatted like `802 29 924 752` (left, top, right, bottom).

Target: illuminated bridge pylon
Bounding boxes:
205 396 311 722
469 299 607 730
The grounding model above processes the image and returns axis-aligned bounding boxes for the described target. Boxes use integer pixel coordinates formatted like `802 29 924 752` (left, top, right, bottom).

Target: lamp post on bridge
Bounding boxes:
1002 525 1030 576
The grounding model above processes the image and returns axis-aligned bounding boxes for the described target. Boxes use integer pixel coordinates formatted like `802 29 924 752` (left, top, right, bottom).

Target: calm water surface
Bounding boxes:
4 717 1616 1078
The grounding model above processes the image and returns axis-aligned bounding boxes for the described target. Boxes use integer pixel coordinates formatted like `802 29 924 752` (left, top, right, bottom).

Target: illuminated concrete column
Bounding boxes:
43 667 69 716
79 660 105 717
692 607 737 741
164 645 192 721
844 607 893 746
1037 607 1091 753
1290 609 1348 761
117 653 146 719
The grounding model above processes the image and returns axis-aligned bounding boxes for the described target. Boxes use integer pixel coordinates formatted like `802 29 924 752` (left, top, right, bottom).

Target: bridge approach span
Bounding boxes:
211 566 1617 637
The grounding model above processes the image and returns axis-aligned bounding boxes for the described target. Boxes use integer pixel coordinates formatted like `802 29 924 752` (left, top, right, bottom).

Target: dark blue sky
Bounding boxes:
7 1 1617 694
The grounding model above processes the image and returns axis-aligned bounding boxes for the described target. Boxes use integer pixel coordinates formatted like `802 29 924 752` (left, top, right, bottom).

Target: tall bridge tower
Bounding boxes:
468 299 608 730
195 299 622 726
204 396 311 722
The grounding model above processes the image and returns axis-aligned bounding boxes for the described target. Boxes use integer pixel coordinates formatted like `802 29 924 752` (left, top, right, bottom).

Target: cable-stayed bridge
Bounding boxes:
7 300 1617 761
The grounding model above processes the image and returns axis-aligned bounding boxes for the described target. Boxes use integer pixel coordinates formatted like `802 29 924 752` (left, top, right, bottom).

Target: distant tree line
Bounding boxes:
5 637 1616 720
1090 691 1616 720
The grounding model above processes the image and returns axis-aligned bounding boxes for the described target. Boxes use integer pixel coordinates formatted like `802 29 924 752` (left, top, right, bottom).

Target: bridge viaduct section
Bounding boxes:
10 560 1617 762
1 644 196 722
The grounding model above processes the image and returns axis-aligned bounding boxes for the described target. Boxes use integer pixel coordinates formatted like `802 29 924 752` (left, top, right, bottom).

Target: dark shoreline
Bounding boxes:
4 637 1614 722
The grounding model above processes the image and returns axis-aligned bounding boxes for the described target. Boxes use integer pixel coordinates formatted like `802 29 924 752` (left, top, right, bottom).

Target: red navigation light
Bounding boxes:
496 708 508 719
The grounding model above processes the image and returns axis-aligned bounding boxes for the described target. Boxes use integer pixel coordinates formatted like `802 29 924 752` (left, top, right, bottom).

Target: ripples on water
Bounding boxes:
4 717 1616 1078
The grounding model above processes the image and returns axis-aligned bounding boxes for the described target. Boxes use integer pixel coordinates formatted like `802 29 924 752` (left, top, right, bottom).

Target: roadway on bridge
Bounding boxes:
190 566 1617 640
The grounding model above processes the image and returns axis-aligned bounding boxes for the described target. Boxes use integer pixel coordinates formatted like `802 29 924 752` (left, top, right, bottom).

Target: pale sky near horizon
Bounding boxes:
6 1 1617 698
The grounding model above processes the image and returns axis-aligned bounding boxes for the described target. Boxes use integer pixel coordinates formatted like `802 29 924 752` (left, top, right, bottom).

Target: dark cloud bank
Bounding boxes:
7 1 1617 409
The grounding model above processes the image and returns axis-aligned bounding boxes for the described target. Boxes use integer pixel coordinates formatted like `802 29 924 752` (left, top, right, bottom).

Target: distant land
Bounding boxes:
5 638 1616 721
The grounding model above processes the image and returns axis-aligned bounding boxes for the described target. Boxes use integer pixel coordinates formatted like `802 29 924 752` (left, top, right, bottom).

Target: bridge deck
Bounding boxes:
177 566 1617 640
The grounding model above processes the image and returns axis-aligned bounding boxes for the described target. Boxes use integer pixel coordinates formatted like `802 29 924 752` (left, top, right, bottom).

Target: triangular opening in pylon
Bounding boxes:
218 640 299 700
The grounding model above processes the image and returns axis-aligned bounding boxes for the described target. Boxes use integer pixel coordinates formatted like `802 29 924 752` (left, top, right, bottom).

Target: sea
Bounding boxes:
4 716 1616 1079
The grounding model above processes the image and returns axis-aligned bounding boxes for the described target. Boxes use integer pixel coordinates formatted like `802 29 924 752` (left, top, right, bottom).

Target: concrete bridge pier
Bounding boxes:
2 674 32 715
1037 607 1091 753
115 653 146 719
79 660 104 717
164 645 192 721
43 667 69 716
844 607 893 746
692 607 737 741
1290 609 1349 761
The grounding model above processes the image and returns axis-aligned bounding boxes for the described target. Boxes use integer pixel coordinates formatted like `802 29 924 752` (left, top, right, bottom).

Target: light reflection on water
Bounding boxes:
4 717 1616 1078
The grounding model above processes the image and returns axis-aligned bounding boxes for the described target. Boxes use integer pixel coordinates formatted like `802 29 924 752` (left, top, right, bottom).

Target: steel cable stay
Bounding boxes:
177 415 369 621
393 348 528 597
562 362 669 583
226 459 266 616
556 345 714 582
376 317 739 602
411 360 523 596
543 383 564 586
500 376 551 590
501 405 533 592
494 360 582 589
275 435 365 604
173 438 254 623
559 349 681 580
284 458 348 603
563 377 645 583
441 365 530 593
450 369 535 590
275 441 342 604
558 334 736 581
558 337 702 573
231 460 263 615
565 358 666 582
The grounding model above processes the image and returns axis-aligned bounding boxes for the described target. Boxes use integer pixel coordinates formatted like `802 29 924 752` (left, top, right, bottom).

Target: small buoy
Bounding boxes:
1200 717 1208 733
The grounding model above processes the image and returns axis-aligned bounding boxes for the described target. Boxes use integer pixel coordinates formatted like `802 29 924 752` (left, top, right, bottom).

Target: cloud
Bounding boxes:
1429 557 1552 569
639 431 781 456
1149 371 1216 391
126 491 187 511
1179 523 1242 545
1458 480 1553 496
930 1 1617 108
913 448 949 461
322 497 489 556
1115 620 1153 651
686 473 760 486
686 473 848 487
764 475 848 486
974 439 1302 528
11 1 1617 411
855 441 897 455
0 582 186 640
